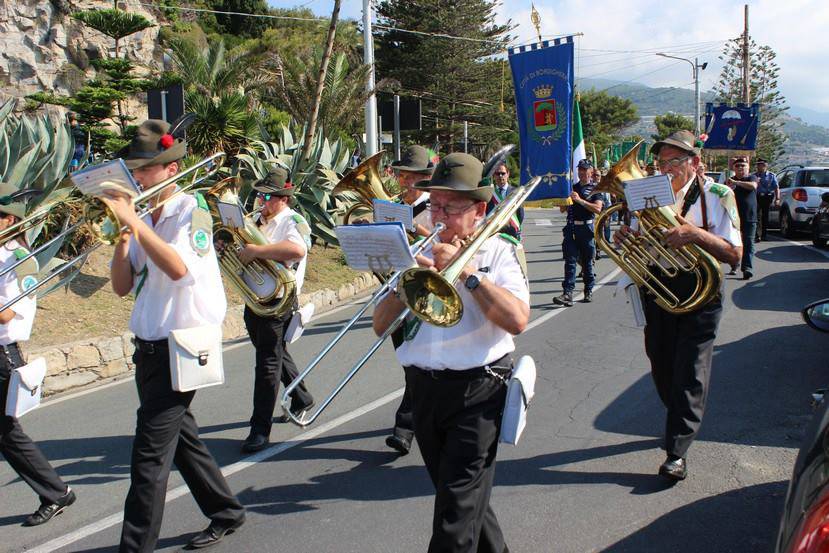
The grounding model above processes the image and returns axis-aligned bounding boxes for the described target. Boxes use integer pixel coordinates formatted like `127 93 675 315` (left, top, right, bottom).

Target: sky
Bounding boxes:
267 0 829 113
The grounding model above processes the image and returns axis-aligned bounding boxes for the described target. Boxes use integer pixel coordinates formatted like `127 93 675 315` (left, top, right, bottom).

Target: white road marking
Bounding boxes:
32 264 623 551
535 219 553 226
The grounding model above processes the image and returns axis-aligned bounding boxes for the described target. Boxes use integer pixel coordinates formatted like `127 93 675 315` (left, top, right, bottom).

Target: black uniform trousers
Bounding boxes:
390 326 414 441
758 194 774 240
243 306 313 437
0 343 67 505
120 342 244 553
643 292 723 459
405 360 509 553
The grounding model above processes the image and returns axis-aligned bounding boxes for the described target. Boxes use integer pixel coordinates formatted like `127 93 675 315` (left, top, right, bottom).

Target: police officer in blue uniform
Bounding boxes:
554 159 604 307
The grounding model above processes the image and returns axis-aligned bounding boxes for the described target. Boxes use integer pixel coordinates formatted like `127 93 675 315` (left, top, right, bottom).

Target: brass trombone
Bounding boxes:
0 153 225 313
279 223 446 427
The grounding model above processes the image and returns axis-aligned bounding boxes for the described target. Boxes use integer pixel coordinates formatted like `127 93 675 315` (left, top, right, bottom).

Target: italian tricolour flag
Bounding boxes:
571 94 586 178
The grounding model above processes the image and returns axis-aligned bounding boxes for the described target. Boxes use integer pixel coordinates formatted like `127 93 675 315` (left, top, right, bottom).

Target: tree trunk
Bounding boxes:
302 0 341 161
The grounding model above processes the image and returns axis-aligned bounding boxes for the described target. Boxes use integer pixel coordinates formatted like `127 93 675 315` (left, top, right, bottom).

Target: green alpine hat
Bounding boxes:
121 119 187 170
0 182 36 219
392 145 436 175
252 167 294 196
416 152 492 202
651 130 700 157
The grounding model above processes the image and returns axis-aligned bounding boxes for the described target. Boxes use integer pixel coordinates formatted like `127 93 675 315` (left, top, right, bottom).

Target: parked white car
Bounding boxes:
773 167 829 237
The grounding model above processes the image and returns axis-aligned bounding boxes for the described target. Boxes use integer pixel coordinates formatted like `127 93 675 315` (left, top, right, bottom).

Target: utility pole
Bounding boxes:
656 53 707 136
363 0 378 156
742 4 750 104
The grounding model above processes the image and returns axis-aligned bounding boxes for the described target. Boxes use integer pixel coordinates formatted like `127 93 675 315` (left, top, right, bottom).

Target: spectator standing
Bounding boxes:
727 157 758 279
755 158 779 241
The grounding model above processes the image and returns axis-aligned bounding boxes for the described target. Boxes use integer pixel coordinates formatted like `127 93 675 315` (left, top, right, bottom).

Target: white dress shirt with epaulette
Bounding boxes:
127 193 226 341
0 241 36 345
394 234 530 371
259 207 309 295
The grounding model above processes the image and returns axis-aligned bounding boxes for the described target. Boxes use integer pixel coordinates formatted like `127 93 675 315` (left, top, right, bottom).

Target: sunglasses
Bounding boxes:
494 172 508 176
256 192 272 201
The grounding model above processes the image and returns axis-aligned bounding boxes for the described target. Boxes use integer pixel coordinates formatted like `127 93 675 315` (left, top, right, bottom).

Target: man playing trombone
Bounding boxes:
372 153 530 553
237 168 314 453
104 120 246 551
0 184 76 527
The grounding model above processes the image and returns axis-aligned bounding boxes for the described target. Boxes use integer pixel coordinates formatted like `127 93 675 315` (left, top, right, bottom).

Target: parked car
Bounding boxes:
774 167 829 238
812 192 829 248
776 299 829 553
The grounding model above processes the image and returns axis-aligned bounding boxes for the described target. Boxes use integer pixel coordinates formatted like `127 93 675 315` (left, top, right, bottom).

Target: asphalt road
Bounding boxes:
3 209 828 553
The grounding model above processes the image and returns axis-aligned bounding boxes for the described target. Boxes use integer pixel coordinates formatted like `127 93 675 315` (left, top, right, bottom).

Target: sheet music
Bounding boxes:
336 222 416 273
70 159 141 198
623 175 675 211
373 199 414 231
217 201 245 228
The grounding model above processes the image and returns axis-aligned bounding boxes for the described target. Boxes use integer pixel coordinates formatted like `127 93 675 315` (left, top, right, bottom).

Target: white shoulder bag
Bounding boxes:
167 325 224 392
5 357 47 418
499 355 536 446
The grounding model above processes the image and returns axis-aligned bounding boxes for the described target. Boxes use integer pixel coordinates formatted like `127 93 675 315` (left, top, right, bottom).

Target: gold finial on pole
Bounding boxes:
530 3 542 43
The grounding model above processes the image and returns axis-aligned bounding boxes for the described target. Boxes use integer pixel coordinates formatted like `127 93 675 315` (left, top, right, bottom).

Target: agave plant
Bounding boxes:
233 124 352 246
0 99 82 293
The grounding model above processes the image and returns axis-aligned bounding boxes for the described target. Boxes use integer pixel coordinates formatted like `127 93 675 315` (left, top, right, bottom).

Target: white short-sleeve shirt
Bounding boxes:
394 235 530 371
673 176 743 247
127 193 227 341
258 207 309 295
0 241 36 345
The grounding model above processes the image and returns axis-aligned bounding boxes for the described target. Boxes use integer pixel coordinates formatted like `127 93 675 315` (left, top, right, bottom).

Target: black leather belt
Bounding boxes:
132 337 168 355
409 354 512 381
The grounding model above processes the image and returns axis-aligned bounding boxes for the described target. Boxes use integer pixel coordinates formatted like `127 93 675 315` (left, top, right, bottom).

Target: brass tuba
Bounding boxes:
204 177 297 318
332 151 395 224
593 141 722 314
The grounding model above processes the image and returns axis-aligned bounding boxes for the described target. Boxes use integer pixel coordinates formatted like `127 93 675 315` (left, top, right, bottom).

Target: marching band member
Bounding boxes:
106 120 245 551
237 167 314 453
373 153 530 553
385 145 436 455
0 184 76 526
616 130 742 481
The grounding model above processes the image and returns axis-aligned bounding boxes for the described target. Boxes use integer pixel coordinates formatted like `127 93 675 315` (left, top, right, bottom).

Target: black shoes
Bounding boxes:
583 290 593 303
24 487 76 527
553 292 574 307
728 267 738 276
658 456 687 481
187 516 245 549
743 270 753 280
385 434 411 455
241 433 269 453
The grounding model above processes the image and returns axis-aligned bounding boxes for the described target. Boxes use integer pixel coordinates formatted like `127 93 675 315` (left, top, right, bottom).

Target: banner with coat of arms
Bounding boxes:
508 37 575 201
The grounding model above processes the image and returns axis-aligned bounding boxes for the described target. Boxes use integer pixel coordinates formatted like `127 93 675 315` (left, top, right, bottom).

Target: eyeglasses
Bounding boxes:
256 192 272 201
428 202 476 216
656 155 692 169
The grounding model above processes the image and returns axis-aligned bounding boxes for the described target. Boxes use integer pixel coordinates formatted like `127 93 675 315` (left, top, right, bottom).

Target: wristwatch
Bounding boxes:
465 272 483 292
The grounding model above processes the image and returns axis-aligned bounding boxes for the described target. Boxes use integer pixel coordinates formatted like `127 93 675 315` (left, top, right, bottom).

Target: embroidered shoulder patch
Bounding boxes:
708 183 730 198
190 208 213 256
717 191 741 230
12 247 39 285
292 213 312 249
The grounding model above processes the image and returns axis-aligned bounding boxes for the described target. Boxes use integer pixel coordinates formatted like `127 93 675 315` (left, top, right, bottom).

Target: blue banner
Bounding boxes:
508 38 574 201
703 103 760 151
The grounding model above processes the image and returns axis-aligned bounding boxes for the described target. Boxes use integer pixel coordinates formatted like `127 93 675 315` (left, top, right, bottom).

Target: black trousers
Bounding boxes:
243 306 313 437
0 344 67 505
391 384 414 441
758 195 774 239
406 364 509 553
643 294 723 459
120 343 245 553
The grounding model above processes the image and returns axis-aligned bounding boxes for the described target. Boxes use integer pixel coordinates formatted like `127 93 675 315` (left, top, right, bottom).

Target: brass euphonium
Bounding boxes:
204 177 296 318
593 141 722 314
332 151 396 224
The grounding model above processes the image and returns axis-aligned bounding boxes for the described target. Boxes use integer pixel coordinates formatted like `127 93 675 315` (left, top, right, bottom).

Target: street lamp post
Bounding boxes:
656 53 708 137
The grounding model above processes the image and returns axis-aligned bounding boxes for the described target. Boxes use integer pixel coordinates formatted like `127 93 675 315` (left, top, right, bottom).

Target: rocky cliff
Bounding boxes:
0 0 162 107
